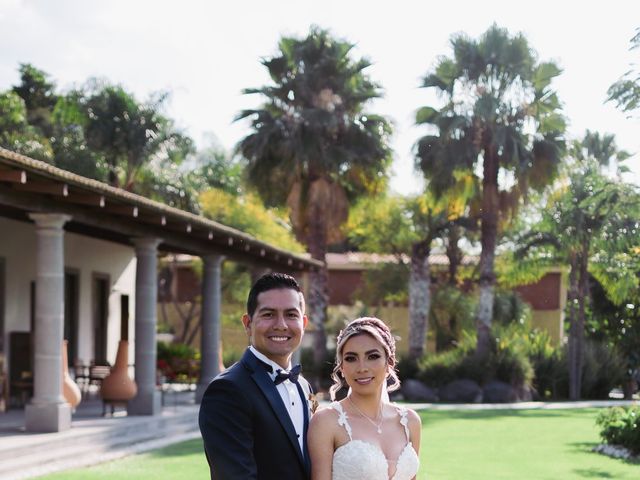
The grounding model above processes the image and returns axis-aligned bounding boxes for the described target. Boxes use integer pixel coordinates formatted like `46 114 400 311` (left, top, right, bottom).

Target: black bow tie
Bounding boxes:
274 364 301 385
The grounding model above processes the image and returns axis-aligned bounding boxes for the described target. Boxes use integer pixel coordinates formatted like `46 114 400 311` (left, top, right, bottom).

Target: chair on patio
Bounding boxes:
88 363 111 395
73 361 90 396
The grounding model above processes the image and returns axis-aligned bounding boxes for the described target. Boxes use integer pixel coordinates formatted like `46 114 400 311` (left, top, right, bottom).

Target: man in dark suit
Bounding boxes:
199 272 312 479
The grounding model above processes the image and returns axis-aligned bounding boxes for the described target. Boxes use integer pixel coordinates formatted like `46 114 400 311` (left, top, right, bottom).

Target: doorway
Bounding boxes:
64 270 80 366
92 274 110 365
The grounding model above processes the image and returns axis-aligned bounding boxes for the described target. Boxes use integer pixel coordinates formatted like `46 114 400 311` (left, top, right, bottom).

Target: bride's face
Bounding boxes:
340 333 388 394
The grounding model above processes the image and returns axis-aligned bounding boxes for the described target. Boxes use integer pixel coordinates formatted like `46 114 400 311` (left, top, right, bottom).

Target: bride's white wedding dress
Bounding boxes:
330 402 420 480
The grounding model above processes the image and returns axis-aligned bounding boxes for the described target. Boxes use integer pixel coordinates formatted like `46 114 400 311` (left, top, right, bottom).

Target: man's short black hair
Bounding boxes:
246 272 302 317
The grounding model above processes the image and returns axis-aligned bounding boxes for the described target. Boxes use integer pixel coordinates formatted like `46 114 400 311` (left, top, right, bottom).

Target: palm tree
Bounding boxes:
236 26 392 362
607 27 640 115
516 131 639 399
415 24 565 356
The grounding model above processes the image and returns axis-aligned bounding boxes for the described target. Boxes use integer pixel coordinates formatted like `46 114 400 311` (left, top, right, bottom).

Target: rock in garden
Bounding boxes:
482 380 518 403
401 379 439 402
439 379 483 403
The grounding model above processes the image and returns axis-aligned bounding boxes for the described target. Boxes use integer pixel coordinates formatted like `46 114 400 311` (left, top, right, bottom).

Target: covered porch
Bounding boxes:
0 146 321 432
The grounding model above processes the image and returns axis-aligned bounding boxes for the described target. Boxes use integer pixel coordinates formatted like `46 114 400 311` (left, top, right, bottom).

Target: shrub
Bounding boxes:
519 329 567 399
397 355 421 383
416 325 535 390
157 342 200 383
581 340 626 399
418 347 468 387
222 348 242 367
596 406 640 454
492 347 534 387
300 346 336 392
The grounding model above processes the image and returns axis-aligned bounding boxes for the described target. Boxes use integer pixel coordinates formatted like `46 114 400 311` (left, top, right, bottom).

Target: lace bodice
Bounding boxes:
330 402 420 480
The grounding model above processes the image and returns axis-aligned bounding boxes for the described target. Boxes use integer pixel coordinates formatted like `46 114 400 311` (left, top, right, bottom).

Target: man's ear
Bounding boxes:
302 314 309 329
241 313 252 336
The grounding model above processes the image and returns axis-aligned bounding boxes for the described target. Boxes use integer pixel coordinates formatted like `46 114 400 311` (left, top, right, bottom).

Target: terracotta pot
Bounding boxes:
101 340 137 401
62 340 82 409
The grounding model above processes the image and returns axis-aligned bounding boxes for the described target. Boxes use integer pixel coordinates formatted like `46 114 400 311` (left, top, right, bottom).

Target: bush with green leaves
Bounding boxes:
300 346 336 392
596 406 640 454
156 342 200 383
582 340 626 399
416 327 534 389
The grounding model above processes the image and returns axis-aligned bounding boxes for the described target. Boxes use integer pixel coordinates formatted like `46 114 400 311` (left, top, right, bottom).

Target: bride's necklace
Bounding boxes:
348 396 384 434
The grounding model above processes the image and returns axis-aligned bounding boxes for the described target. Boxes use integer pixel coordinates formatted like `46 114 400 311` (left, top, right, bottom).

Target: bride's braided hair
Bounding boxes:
329 317 401 401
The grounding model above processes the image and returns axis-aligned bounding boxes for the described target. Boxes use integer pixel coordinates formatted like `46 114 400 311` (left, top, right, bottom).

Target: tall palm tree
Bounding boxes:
517 131 639 399
236 26 392 362
415 24 565 356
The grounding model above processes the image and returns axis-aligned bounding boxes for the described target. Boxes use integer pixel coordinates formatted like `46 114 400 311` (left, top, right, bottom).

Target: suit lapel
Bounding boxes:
242 350 307 470
294 380 311 475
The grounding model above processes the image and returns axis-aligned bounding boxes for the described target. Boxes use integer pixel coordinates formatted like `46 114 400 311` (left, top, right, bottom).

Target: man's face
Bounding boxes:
242 288 308 368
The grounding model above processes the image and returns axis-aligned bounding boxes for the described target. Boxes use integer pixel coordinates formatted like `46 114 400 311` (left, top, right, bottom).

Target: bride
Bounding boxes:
308 317 421 480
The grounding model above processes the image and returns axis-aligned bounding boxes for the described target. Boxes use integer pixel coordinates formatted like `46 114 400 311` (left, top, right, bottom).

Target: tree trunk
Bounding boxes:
408 240 431 359
446 226 462 286
569 242 590 401
476 152 499 358
306 216 329 367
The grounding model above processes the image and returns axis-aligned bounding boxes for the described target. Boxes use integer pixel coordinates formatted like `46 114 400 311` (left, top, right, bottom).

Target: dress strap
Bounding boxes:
397 406 411 442
331 402 353 440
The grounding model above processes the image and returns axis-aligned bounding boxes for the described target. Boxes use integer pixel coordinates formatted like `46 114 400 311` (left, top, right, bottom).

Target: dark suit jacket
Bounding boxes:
199 348 312 480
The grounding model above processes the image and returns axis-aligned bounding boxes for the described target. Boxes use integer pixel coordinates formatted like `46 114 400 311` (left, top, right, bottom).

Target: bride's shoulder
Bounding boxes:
309 402 343 439
405 407 422 427
394 404 422 427
311 401 341 421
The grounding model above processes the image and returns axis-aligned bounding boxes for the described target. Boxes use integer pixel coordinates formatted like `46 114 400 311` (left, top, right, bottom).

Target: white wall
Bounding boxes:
0 216 136 366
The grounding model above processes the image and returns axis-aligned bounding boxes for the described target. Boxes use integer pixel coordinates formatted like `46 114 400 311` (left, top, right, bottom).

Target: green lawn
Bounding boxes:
39 408 638 479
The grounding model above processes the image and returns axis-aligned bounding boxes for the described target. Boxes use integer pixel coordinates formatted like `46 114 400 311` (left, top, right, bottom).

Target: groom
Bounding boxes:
199 272 312 479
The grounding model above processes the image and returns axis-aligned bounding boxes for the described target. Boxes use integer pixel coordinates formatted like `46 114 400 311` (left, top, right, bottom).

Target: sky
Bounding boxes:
1 0 639 193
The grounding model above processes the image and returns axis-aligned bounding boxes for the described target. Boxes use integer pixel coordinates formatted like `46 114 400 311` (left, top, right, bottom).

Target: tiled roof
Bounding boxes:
0 147 322 270
326 252 478 269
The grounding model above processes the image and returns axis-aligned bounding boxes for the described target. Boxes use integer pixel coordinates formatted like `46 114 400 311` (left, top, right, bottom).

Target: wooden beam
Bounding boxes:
106 205 138 217
63 193 106 208
139 213 167 226
13 181 68 196
0 169 27 184
0 187 320 271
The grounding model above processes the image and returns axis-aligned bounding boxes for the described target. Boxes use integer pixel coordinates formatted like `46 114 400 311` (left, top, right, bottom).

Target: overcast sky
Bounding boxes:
1 0 638 193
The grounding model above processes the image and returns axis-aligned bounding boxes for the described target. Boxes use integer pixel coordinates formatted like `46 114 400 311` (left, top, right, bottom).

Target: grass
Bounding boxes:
39 408 638 479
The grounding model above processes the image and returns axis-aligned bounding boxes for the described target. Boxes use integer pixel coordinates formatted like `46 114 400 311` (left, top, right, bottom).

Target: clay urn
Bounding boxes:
101 340 137 401
62 340 82 410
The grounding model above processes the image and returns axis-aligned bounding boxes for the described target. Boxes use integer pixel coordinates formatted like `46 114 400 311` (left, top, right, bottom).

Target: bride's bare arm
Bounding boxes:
308 407 336 480
407 408 422 480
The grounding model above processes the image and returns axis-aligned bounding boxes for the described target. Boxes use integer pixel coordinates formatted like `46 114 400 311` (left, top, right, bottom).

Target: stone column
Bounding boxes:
25 213 72 432
128 237 161 415
196 254 224 403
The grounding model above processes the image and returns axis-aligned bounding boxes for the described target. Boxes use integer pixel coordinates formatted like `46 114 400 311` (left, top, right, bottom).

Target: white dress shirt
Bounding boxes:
249 346 305 453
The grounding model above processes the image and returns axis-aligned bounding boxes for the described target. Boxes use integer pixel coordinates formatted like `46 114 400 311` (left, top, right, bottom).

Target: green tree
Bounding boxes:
347 193 456 358
416 24 565 356
236 26 392 361
516 131 640 400
199 188 304 253
590 274 640 399
0 90 52 160
136 137 242 214
80 82 189 189
607 28 640 115
12 63 58 138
